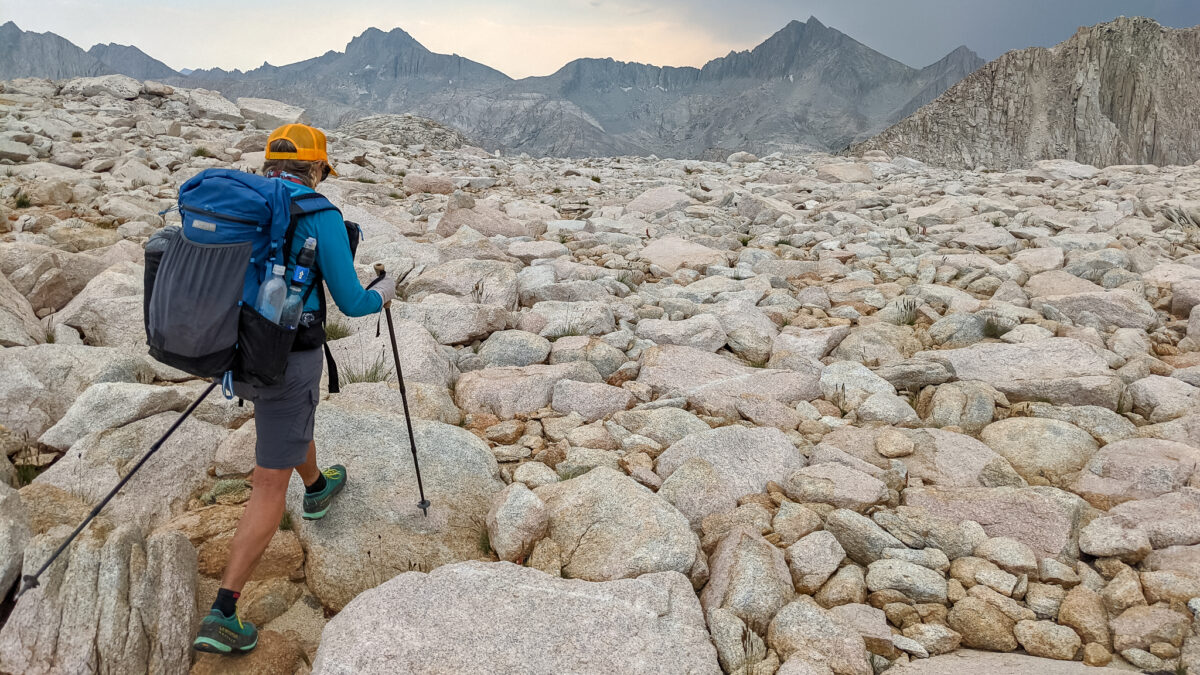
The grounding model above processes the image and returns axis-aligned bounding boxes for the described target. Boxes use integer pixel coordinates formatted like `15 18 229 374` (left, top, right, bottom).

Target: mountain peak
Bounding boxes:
86 42 178 79
806 16 826 29
347 26 423 52
922 44 983 70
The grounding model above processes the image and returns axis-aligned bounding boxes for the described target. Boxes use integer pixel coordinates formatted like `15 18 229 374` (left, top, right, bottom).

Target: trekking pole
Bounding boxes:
373 263 430 516
13 381 218 600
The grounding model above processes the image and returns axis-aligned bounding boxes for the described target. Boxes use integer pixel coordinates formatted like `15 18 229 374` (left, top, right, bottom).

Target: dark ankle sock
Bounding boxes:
213 588 239 618
306 473 326 494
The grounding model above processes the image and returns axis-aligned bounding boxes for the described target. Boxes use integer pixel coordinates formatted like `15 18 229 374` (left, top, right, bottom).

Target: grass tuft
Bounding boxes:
342 349 392 384
15 464 39 487
71 130 82 139
354 177 377 184
14 191 30 209
590 176 601 183
192 147 212 158
323 319 352 342
888 297 919 326
279 512 294 531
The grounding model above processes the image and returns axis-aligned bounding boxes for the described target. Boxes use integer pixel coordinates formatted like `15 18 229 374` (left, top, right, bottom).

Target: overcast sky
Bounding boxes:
2 0 1197 78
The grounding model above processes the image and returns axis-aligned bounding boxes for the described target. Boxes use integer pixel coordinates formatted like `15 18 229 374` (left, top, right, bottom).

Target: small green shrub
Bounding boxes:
478 530 492 556
551 187 562 194
192 147 212 158
615 271 638 292
71 130 82 139
201 478 250 505
590 176 601 183
279 512 294 531
14 191 30 209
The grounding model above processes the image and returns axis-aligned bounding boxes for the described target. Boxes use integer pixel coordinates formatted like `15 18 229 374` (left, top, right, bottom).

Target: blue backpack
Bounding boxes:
144 168 340 396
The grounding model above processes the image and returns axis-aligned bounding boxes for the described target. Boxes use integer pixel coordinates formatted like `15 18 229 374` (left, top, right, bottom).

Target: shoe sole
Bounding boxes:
194 632 258 654
193 635 257 653
193 638 230 654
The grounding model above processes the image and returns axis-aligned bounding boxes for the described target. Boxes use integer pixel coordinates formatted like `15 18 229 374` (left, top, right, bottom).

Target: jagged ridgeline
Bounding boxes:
0 18 982 158
853 17 1200 169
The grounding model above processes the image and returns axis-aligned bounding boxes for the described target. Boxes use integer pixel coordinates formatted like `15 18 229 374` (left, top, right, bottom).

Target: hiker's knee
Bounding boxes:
252 465 292 494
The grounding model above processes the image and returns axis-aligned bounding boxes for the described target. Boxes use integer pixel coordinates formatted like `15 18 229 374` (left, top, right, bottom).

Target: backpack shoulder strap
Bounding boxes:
282 192 346 393
283 192 340 258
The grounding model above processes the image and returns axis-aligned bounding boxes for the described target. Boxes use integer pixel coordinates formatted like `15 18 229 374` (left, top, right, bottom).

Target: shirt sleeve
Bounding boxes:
312 210 383 318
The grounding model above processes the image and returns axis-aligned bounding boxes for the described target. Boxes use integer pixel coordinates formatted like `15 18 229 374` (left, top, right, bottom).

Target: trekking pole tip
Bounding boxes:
15 574 39 599
417 499 430 516
374 263 385 277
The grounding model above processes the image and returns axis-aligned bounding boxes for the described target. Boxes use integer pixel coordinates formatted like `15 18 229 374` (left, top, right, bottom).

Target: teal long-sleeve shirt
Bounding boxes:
279 180 382 318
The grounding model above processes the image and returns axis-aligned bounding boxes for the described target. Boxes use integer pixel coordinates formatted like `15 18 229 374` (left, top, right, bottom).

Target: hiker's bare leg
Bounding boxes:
220 465 290 592
296 440 319 486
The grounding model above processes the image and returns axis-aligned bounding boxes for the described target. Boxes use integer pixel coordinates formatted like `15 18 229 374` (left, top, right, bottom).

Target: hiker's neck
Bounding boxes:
266 170 316 188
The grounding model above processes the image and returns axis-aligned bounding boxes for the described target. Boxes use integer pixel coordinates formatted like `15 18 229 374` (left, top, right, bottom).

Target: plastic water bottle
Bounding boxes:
256 264 287 324
280 238 317 330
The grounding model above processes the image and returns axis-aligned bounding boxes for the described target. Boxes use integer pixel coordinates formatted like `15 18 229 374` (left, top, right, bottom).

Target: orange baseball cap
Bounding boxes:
265 124 338 176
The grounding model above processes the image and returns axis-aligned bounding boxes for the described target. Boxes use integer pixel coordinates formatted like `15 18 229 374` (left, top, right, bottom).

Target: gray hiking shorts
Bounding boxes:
237 348 323 470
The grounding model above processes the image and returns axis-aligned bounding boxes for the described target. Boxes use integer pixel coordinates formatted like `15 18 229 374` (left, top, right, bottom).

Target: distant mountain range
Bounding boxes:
853 17 1200 169
0 18 983 158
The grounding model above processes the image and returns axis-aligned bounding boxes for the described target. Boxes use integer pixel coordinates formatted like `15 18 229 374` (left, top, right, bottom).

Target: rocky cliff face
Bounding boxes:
87 44 179 81
854 17 1200 169
0 23 179 82
0 22 107 80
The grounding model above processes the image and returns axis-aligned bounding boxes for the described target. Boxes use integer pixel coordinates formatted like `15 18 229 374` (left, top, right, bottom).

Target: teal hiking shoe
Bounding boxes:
193 609 257 653
303 465 347 520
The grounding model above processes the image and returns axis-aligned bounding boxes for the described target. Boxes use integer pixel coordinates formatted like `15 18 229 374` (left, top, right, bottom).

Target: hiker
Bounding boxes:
192 124 396 654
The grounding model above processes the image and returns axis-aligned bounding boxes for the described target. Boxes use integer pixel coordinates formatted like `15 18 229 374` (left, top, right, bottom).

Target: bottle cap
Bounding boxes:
272 264 286 275
303 237 317 248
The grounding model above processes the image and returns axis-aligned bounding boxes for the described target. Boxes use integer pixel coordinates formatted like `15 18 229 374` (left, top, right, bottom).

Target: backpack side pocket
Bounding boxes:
148 233 250 377
235 304 297 387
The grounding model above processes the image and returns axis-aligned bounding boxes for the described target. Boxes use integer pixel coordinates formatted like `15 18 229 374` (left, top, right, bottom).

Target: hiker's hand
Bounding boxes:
369 273 397 308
